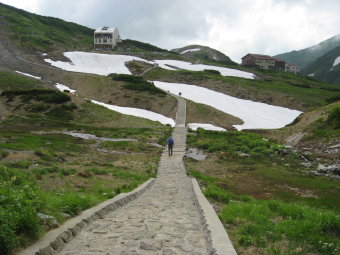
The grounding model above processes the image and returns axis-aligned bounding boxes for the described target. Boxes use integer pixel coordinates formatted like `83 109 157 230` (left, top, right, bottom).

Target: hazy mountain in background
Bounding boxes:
171 44 237 66
275 34 340 69
303 45 340 86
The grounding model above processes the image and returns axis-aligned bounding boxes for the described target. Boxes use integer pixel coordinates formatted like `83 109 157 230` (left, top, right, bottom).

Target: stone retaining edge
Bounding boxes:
17 178 155 255
191 178 238 255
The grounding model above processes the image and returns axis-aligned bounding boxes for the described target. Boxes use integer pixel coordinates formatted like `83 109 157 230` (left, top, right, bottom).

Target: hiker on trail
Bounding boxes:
166 136 174 156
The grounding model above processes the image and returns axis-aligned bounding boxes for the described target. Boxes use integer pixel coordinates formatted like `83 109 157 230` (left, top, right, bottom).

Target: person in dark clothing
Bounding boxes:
166 136 174 156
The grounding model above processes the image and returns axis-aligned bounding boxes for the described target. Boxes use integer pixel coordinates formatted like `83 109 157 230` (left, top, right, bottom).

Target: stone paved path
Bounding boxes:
56 97 208 255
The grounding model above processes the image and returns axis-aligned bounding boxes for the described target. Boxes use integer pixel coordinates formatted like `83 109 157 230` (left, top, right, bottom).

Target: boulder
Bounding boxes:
300 162 312 168
37 213 59 230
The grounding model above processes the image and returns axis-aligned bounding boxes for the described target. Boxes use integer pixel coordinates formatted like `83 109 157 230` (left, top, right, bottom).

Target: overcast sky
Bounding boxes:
1 0 339 62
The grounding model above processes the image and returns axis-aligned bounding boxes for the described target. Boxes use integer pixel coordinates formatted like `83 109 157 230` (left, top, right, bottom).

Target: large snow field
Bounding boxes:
187 123 226 131
44 51 254 79
91 100 175 127
44 52 150 75
153 59 255 79
154 81 302 130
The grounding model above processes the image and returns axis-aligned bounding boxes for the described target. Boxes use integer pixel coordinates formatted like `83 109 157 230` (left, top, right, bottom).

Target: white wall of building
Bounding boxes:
94 27 120 49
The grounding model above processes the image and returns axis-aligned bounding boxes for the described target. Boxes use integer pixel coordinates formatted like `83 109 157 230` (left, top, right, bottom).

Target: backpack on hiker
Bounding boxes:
167 138 174 147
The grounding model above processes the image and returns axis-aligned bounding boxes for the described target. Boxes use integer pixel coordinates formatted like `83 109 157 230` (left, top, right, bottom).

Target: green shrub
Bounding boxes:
29 104 51 112
122 39 174 53
204 69 221 75
110 74 166 95
85 168 109 175
46 104 76 120
0 166 42 255
327 106 340 129
220 200 340 254
203 184 232 203
49 192 97 216
1 89 71 104
187 130 282 157
0 150 9 159
325 94 340 103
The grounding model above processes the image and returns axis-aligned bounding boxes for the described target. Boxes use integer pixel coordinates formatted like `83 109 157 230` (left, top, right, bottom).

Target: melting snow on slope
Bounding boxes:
153 59 255 79
154 81 302 130
44 51 254 79
15 71 41 80
187 123 226 131
333 56 340 67
180 48 201 54
91 100 175 127
44 52 151 75
55 83 76 94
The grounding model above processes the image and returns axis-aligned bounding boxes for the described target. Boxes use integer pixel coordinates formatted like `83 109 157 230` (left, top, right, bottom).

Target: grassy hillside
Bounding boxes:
0 3 93 52
303 46 340 86
274 34 340 69
0 71 171 254
185 128 340 255
121 39 175 54
171 44 237 66
267 101 340 147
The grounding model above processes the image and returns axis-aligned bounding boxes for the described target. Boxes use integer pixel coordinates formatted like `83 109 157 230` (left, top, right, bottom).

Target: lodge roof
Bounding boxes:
95 27 118 33
242 53 275 60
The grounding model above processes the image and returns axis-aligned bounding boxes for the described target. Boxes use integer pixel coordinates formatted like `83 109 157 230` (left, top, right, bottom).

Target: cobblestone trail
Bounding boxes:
56 97 208 254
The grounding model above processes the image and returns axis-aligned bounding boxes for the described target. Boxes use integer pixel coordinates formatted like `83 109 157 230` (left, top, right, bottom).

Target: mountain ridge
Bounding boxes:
274 34 340 69
303 45 340 86
171 44 237 66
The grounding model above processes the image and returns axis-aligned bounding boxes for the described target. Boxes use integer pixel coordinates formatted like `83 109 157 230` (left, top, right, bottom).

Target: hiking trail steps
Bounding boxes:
56 96 207 255
18 96 237 255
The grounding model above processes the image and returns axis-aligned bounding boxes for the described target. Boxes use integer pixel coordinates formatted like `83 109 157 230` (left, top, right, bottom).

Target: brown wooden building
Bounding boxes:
241 54 291 72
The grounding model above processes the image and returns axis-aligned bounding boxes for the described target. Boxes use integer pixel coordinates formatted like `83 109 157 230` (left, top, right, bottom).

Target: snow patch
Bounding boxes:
54 83 76 94
187 123 226 131
91 100 175 126
154 81 302 130
333 56 340 67
15 71 41 80
45 52 151 75
153 59 255 79
180 48 201 54
44 51 254 79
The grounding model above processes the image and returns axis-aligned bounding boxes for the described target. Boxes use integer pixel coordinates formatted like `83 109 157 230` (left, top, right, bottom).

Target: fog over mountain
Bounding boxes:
1 0 340 62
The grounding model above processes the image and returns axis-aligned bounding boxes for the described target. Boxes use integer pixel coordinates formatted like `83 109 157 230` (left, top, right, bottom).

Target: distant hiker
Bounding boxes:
179 92 182 96
166 136 174 156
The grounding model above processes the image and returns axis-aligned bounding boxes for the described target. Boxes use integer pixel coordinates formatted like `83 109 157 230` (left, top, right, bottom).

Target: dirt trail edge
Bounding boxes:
18 96 237 255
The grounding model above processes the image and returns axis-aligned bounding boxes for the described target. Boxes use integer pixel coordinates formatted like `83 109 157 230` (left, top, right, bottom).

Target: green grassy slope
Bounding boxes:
274 34 340 69
171 44 237 66
303 46 340 86
185 129 340 255
0 71 171 254
121 39 175 54
0 2 93 52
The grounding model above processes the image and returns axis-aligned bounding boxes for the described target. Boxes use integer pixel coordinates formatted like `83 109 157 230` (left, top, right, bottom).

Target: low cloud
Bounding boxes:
1 0 339 62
